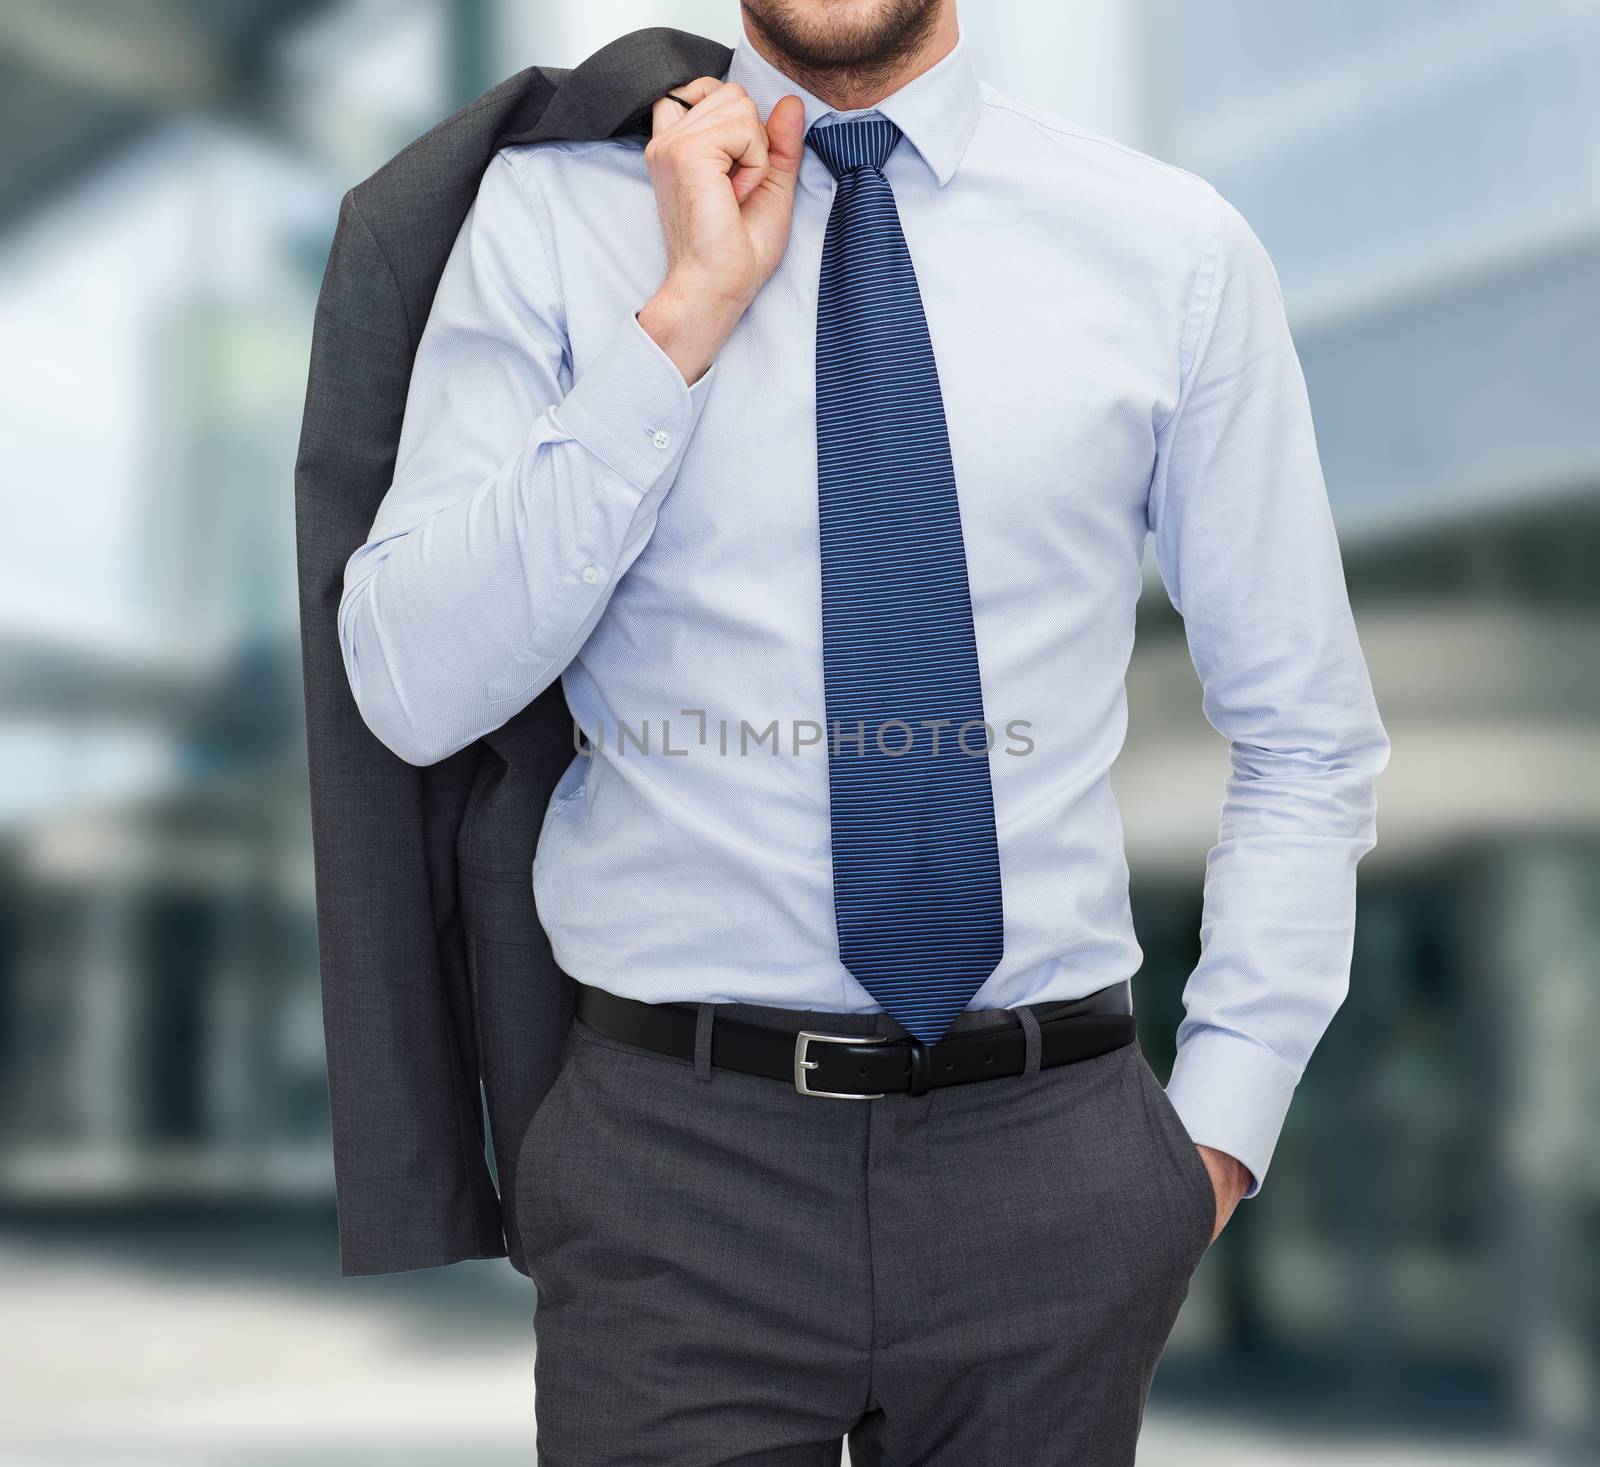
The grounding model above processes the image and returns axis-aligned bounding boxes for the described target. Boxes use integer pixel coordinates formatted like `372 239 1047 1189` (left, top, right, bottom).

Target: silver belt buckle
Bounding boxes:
794 1030 890 1099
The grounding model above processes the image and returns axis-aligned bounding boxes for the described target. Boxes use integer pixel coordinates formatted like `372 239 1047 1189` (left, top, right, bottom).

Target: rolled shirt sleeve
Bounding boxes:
1147 188 1392 1195
338 148 716 766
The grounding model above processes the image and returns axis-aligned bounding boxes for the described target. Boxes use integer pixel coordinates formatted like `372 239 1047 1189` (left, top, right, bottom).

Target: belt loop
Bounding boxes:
1017 1005 1042 1082
906 1037 932 1097
693 1003 715 1082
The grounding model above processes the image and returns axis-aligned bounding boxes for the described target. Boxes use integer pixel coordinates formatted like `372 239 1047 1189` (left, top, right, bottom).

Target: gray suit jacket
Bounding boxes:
294 26 733 1278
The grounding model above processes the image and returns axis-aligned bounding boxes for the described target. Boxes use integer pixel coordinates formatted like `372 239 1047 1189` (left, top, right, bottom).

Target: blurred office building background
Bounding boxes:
1 1 1596 1462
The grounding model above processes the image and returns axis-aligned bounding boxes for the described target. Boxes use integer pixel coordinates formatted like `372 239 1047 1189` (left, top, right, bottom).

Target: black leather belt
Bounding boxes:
572 980 1135 1099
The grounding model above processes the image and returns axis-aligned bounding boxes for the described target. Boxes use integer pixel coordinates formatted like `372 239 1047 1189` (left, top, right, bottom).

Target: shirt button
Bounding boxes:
580 564 600 584
651 429 672 450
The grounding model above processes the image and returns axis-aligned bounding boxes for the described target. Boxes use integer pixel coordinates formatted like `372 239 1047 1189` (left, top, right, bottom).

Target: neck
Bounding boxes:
740 3 958 114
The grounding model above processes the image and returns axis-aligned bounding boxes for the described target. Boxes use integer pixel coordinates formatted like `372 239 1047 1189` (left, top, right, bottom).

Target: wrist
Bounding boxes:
639 269 747 385
1198 1144 1253 1199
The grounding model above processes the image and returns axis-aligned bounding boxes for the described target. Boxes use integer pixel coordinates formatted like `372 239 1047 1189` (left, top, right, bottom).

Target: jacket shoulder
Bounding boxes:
349 66 562 216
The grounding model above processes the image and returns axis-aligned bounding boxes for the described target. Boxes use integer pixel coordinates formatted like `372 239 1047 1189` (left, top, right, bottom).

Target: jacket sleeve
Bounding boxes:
337 149 717 768
296 191 506 1275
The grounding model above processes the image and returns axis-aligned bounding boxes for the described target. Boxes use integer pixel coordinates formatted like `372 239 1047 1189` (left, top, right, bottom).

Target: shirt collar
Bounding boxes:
723 16 981 187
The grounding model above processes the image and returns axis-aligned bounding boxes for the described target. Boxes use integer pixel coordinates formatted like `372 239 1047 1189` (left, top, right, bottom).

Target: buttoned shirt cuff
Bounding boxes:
1164 1026 1301 1199
553 309 717 492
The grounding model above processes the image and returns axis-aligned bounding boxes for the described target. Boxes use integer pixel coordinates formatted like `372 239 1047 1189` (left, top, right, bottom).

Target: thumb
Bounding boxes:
763 94 807 191
746 94 805 212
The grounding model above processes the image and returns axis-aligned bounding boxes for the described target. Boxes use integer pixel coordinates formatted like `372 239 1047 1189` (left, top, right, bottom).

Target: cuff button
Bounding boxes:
651 429 672 450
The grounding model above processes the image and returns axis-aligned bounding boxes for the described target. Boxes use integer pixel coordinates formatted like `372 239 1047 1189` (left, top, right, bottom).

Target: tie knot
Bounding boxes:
805 116 902 180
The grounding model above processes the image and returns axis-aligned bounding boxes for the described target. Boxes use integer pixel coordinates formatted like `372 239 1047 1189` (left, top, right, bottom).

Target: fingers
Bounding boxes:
648 76 752 140
647 79 784 205
648 75 721 137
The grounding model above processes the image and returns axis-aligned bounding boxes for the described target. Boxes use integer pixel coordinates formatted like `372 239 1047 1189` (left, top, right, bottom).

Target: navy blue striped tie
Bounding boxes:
808 116 1004 1045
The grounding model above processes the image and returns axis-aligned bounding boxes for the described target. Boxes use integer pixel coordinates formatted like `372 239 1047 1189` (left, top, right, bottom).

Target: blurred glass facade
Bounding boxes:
0 2 1595 1462
1133 6 1600 1462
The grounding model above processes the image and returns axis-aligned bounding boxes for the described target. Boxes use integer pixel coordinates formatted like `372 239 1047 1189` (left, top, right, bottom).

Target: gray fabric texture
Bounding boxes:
516 997 1215 1466
293 27 732 1278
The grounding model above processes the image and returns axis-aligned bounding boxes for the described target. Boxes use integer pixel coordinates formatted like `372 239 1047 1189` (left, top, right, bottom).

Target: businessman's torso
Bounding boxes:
500 82 1219 1005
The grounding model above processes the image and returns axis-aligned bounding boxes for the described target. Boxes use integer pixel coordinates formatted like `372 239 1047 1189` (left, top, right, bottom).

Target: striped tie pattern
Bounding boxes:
807 117 1004 1044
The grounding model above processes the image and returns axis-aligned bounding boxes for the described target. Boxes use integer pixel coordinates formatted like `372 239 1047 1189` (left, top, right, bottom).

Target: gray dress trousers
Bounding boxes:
515 994 1215 1466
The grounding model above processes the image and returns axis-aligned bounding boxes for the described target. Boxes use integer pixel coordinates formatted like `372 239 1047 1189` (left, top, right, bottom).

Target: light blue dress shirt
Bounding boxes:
339 20 1390 1192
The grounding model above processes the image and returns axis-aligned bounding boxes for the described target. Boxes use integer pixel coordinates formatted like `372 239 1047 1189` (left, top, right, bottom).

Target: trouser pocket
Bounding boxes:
1130 1047 1215 1266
